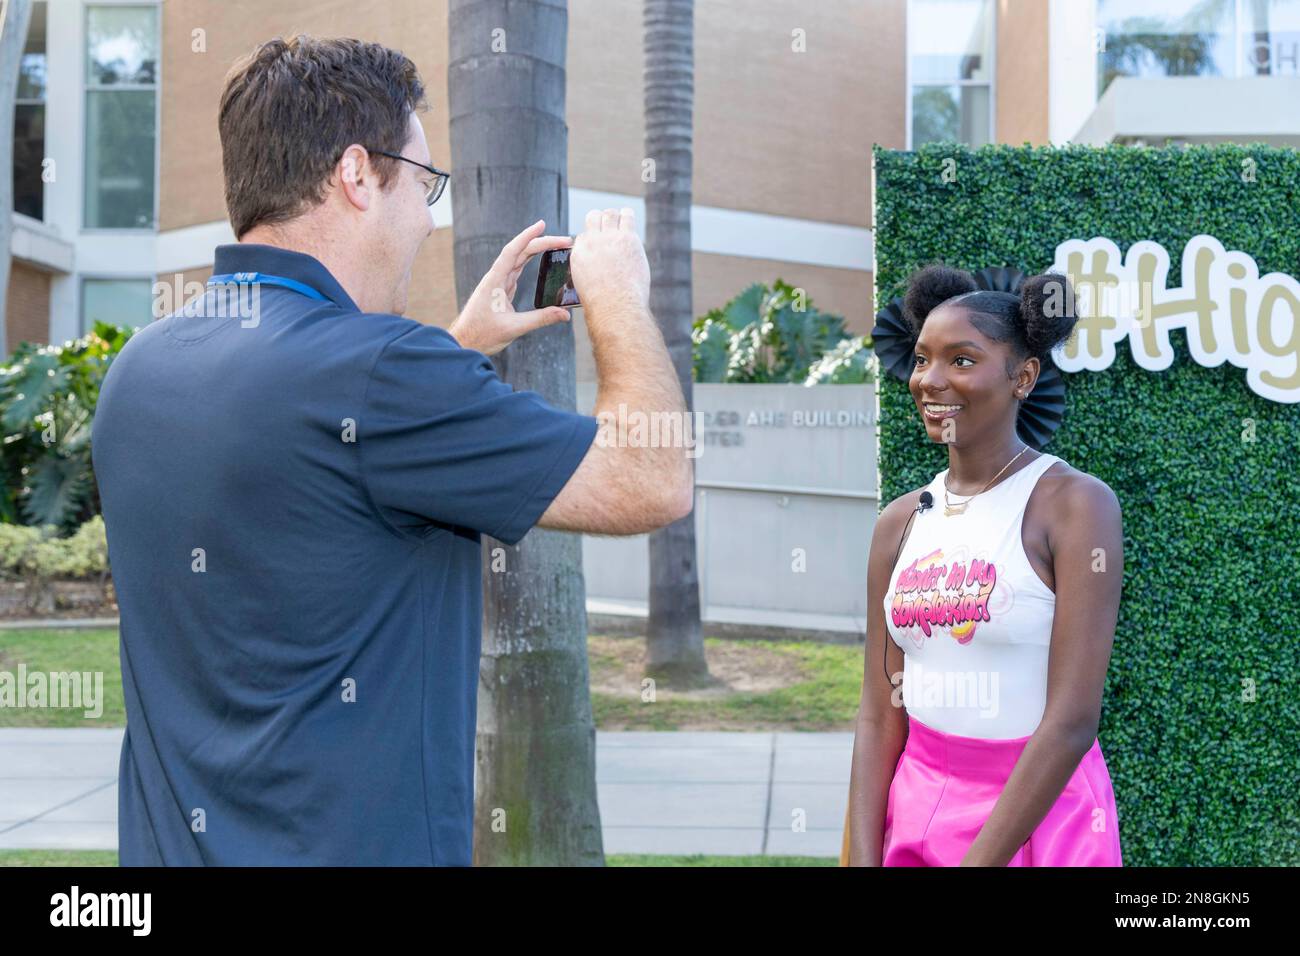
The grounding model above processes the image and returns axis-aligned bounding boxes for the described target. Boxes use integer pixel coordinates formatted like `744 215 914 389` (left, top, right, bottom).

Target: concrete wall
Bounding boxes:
578 383 880 634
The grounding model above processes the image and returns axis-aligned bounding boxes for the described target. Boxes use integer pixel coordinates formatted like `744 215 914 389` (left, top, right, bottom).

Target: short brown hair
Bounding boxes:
218 36 428 238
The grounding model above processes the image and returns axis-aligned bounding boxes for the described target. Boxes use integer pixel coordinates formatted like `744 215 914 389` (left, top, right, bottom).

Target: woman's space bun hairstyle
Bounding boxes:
901 262 1078 368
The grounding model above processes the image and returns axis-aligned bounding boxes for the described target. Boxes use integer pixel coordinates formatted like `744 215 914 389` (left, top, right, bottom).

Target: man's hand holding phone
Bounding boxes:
568 207 650 324
448 208 650 356
448 219 575 356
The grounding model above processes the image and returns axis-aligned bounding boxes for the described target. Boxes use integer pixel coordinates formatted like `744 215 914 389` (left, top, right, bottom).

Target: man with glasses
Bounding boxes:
92 36 692 866
369 149 450 208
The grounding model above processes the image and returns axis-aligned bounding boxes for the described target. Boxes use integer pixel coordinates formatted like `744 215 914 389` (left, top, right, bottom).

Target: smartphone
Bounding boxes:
534 246 581 310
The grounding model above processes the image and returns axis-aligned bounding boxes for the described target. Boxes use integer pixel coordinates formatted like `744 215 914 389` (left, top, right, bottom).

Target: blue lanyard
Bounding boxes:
207 271 329 302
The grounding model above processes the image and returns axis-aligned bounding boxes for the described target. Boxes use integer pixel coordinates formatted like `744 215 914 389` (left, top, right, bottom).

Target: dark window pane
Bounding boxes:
14 104 45 219
84 90 156 229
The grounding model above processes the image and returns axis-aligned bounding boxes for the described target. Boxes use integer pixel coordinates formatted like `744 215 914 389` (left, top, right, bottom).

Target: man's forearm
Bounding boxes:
590 302 684 411
586 301 692 498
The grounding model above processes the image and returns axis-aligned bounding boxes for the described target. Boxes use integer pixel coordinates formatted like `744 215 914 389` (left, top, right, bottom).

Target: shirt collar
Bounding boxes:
211 243 359 312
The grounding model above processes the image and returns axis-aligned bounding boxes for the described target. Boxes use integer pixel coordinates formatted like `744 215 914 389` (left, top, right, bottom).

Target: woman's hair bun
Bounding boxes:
1018 272 1078 361
902 263 977 335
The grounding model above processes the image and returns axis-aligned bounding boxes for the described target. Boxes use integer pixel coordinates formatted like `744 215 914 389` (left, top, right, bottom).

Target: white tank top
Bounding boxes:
883 452 1063 739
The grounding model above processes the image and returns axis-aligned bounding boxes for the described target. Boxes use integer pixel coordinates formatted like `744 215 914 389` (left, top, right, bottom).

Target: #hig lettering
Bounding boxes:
1052 234 1300 404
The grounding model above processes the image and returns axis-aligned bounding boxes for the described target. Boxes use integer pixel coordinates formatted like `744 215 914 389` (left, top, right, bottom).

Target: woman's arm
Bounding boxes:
960 474 1124 866
846 493 918 866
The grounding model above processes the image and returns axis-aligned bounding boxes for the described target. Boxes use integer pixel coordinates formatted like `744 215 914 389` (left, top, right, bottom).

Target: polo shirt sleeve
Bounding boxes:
359 322 599 545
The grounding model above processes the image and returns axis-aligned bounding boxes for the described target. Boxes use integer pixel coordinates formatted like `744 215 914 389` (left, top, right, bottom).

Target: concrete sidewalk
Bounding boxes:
0 728 852 858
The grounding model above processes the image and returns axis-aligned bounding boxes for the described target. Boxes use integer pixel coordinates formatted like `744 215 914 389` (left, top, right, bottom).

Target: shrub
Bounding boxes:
692 280 871 384
0 516 109 580
804 336 876 385
0 323 133 531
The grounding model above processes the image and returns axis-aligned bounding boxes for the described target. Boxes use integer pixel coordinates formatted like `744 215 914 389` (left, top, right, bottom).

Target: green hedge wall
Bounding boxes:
873 142 1299 866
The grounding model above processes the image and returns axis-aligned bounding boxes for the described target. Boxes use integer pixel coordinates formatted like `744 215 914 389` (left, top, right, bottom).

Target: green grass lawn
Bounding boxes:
589 636 861 731
0 628 863 731
0 850 120 867
0 628 125 727
0 849 834 867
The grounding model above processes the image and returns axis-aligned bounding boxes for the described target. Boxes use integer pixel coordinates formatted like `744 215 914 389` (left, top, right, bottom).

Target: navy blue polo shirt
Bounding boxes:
92 243 598 865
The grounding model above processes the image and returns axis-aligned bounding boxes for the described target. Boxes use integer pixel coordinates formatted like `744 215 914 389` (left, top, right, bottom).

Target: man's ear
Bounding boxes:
336 144 373 212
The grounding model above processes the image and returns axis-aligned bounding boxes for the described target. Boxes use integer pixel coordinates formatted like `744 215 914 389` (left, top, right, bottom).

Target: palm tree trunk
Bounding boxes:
448 0 604 866
0 0 35 358
643 0 706 684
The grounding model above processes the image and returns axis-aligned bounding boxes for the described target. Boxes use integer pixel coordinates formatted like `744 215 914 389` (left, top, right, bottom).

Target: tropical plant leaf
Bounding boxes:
720 283 766 330
56 401 94 455
770 303 845 381
691 315 733 383
1 352 68 431
1 323 133 530
21 454 90 530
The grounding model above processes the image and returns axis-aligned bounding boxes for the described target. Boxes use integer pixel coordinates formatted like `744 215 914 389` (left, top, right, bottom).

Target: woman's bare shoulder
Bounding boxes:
1037 460 1122 532
1043 460 1119 507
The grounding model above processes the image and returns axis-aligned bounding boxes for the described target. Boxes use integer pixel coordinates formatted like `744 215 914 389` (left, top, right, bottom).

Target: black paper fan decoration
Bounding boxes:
871 265 1067 450
870 296 915 384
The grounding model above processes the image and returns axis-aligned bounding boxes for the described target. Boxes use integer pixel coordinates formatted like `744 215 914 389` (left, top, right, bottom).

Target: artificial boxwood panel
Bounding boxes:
873 142 1299 866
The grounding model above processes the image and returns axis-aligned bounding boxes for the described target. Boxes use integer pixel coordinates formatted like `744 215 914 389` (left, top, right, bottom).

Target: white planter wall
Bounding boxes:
577 383 880 635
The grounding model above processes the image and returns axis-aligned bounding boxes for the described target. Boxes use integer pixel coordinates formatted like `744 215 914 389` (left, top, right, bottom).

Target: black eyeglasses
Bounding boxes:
371 150 450 206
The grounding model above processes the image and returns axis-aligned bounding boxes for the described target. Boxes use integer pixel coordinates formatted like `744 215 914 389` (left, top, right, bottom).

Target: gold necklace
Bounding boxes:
943 446 1031 516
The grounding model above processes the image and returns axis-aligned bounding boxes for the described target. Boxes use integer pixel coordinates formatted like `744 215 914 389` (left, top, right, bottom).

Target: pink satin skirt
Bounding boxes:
882 713 1123 866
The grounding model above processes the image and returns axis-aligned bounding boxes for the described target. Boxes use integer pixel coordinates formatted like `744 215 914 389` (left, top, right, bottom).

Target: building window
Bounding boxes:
81 278 153 334
1240 0 1300 76
908 0 995 148
1098 0 1300 98
84 4 158 229
14 1 46 220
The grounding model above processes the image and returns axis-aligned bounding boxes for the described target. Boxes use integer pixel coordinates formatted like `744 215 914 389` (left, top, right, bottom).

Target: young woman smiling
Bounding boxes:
845 263 1125 867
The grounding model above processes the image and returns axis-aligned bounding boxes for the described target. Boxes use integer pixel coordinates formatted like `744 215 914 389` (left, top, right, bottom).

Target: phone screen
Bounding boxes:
534 247 581 310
